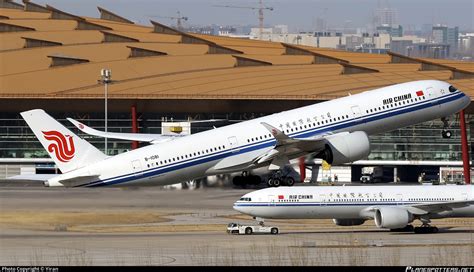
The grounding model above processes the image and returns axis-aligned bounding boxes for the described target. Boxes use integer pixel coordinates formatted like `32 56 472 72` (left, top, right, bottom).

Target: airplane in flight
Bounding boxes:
233 185 474 233
21 80 470 187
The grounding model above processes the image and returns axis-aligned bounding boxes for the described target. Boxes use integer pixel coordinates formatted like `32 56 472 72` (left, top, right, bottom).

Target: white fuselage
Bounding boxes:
48 80 470 187
233 185 474 220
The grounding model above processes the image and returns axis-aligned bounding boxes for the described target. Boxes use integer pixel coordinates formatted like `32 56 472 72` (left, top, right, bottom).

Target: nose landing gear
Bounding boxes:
441 117 452 139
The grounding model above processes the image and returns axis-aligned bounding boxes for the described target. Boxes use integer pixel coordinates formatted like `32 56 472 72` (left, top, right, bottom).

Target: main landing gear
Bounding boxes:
414 218 439 234
390 218 439 234
441 117 452 139
267 170 295 187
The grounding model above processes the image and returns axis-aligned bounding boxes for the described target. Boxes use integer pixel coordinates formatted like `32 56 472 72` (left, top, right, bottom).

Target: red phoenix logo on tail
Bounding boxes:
42 131 75 162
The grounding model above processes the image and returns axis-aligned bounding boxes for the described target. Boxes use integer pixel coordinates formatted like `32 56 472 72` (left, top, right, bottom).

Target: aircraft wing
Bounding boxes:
254 122 327 170
67 118 184 144
406 200 474 215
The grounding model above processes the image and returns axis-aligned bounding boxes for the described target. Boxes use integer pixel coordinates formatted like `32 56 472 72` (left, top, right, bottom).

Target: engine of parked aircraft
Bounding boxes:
332 218 366 226
316 131 370 165
374 207 414 229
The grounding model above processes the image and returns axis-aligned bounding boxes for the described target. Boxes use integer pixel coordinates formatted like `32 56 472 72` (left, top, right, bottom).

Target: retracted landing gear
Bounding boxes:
441 117 452 139
267 170 295 187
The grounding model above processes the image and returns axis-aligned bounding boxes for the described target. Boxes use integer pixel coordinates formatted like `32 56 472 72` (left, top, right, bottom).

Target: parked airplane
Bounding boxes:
233 185 474 233
21 80 470 187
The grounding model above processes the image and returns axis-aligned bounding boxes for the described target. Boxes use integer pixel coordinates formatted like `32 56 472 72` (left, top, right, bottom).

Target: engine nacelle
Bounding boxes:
316 131 370 165
374 207 413 229
333 218 366 226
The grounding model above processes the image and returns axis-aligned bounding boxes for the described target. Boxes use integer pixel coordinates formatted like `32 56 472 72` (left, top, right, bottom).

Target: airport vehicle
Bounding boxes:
21 80 470 187
233 185 474 233
227 222 279 235
419 170 440 184
360 166 393 183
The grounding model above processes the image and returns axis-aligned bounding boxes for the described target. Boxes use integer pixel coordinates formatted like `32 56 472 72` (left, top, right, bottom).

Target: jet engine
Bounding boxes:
374 207 413 229
333 218 366 226
316 131 370 165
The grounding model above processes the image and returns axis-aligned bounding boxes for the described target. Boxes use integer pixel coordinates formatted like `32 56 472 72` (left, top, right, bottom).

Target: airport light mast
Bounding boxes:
99 69 112 155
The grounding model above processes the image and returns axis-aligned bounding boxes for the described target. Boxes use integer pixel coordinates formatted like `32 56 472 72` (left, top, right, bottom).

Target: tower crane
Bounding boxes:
214 0 274 40
148 11 188 31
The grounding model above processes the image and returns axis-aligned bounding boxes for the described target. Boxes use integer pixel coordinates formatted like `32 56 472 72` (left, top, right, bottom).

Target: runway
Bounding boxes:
0 185 473 266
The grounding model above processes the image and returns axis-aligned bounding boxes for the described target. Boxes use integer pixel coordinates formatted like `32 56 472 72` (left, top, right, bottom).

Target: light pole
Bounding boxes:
100 69 112 155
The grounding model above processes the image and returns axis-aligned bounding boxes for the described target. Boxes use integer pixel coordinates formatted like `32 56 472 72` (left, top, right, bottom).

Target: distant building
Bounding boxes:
390 35 427 56
273 25 288 34
414 43 450 59
432 25 459 55
314 17 327 32
345 33 391 53
376 24 403 37
459 33 474 57
374 7 398 27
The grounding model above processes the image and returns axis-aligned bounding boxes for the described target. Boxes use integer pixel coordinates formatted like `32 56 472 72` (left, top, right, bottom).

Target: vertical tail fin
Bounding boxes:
21 109 108 173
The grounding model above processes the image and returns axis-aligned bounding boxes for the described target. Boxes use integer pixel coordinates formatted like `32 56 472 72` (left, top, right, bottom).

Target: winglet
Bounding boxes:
67 118 100 135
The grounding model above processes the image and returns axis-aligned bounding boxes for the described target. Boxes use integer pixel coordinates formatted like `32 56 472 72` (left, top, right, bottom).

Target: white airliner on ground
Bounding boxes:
21 80 470 188
233 185 474 233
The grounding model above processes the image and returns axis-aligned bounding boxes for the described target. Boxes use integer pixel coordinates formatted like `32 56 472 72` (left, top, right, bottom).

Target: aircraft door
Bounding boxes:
427 87 439 106
228 136 240 153
319 194 327 206
351 105 363 124
131 159 143 176
396 194 403 205
268 195 276 206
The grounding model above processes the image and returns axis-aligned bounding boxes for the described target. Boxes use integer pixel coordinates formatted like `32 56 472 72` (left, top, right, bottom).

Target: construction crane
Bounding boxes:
148 11 188 31
214 0 274 40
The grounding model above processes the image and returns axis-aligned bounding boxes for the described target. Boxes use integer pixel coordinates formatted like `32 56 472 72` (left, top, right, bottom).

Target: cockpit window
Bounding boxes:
449 86 457 93
239 197 252 201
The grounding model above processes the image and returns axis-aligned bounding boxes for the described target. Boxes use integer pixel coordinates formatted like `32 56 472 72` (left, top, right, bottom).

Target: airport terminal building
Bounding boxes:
0 2 473 183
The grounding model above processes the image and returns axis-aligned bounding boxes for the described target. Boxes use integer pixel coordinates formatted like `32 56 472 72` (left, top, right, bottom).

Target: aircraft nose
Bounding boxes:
233 202 244 213
463 94 471 107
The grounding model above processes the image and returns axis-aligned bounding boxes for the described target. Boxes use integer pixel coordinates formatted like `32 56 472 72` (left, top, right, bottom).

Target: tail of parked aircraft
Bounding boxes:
21 109 108 173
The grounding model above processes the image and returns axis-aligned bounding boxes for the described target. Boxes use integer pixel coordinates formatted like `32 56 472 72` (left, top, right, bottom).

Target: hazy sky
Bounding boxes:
33 0 474 31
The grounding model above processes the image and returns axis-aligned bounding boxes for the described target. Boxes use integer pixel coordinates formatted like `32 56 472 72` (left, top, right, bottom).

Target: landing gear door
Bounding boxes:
228 136 239 153
131 159 143 176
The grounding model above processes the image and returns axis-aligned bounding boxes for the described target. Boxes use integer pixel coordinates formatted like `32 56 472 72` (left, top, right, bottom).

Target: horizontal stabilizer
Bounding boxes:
47 175 100 187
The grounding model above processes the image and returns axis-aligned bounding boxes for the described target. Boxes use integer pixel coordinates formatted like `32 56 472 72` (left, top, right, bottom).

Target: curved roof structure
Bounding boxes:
1 2 473 101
